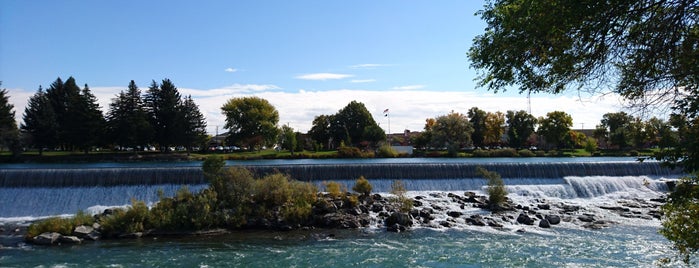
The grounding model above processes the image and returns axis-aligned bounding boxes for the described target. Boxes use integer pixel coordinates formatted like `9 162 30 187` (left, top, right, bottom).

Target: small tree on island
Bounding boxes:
352 176 373 197
477 167 508 211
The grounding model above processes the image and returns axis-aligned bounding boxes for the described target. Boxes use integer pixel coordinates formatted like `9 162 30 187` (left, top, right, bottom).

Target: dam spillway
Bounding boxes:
0 161 683 187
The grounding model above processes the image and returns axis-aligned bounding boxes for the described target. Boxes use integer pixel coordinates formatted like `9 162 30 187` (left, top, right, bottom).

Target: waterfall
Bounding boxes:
0 161 681 187
0 161 682 219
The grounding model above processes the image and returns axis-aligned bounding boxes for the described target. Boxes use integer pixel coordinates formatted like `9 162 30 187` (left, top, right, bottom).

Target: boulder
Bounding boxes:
538 219 551 228
74 225 101 241
320 213 362 229
33 232 61 245
545 215 561 225
58 236 82 244
537 204 551 210
386 212 412 228
465 215 486 226
447 211 463 218
578 215 595 222
516 213 535 225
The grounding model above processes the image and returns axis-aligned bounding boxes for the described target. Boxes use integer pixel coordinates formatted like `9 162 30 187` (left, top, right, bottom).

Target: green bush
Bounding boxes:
477 167 508 211
26 210 96 238
517 149 535 157
100 199 150 236
324 181 345 199
352 176 373 197
376 144 398 158
491 148 518 157
337 146 367 158
472 149 491 157
390 180 413 213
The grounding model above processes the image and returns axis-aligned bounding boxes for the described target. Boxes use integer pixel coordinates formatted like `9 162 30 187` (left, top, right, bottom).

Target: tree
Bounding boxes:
484 111 505 146
469 1 699 262
68 84 105 153
21 86 58 155
221 96 279 151
468 107 487 147
144 79 184 150
537 111 572 149
598 112 634 149
431 111 473 156
279 124 297 155
0 85 21 155
308 114 334 150
106 80 153 151
506 110 537 148
180 95 207 153
330 101 384 147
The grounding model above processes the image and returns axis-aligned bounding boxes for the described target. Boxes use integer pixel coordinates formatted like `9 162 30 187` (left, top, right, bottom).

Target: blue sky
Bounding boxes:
1 1 626 134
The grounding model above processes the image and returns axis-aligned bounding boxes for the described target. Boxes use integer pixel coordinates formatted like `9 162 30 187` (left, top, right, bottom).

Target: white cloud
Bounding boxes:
391 85 425 90
224 68 238 73
7 86 631 136
349 63 391 69
295 73 354 81
351 79 376 83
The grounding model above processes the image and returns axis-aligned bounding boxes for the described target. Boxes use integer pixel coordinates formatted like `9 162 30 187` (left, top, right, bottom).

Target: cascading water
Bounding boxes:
0 160 683 220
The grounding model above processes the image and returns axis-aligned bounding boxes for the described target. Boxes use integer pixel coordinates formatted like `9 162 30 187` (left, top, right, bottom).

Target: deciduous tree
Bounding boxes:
431 111 473 156
537 111 572 149
506 110 537 148
221 96 279 151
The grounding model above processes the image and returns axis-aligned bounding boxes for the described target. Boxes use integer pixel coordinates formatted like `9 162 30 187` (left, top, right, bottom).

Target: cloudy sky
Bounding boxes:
1 1 632 134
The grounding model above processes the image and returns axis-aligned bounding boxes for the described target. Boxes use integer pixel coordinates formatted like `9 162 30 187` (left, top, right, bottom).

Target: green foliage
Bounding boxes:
660 176 699 265
477 167 507 211
21 86 58 155
106 80 153 150
0 87 20 155
337 146 366 158
100 199 150 236
390 180 413 213
221 96 280 151
202 154 225 180
323 181 345 199
376 144 398 158
352 176 373 197
584 137 598 154
279 124 297 154
26 210 95 238
537 111 573 149
517 149 535 157
506 110 537 148
431 111 474 156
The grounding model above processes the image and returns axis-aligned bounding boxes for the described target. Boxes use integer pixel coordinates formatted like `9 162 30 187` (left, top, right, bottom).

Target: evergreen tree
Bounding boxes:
0 85 21 155
180 95 207 153
68 84 105 153
106 80 153 151
21 86 58 155
144 79 184 150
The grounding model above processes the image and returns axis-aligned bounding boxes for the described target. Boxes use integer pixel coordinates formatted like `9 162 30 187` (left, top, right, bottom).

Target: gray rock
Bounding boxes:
537 204 551 210
539 219 551 228
545 215 561 225
517 213 535 225
578 215 595 222
447 211 463 218
386 212 413 227
34 232 61 245
58 236 82 244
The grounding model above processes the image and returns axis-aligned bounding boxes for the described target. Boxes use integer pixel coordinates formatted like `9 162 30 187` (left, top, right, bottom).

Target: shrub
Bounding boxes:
492 148 518 157
202 155 226 180
376 144 398 158
337 146 365 158
477 167 507 211
472 149 491 157
100 199 150 236
352 176 373 197
390 180 413 213
517 149 535 157
324 181 345 199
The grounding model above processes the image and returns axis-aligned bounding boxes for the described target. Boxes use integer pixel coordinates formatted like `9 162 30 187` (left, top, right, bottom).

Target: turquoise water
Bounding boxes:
0 226 677 267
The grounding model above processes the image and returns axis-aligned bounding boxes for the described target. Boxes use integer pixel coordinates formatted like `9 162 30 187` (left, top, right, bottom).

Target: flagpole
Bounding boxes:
384 108 391 142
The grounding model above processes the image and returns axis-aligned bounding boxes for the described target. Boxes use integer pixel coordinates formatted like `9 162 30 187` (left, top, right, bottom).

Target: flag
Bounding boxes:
383 108 389 114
